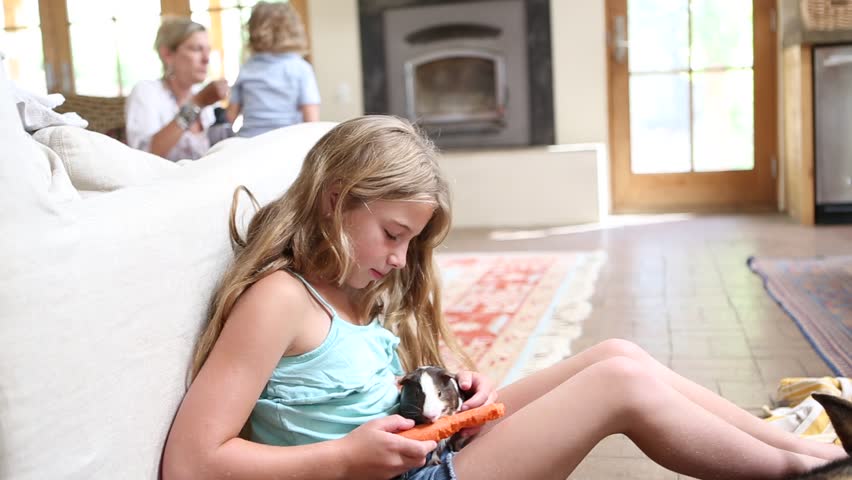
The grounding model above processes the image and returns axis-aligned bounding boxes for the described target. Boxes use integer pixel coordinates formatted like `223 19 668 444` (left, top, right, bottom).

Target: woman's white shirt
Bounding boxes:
125 79 215 161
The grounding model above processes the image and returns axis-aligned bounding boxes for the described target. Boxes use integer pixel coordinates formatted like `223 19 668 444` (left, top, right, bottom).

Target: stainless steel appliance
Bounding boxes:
813 45 852 223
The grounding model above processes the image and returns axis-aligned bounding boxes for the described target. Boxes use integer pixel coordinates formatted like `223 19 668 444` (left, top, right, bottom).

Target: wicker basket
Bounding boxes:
801 0 852 31
54 94 127 143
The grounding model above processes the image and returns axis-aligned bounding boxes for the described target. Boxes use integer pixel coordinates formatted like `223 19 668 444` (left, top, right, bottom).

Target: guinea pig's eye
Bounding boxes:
437 391 443 398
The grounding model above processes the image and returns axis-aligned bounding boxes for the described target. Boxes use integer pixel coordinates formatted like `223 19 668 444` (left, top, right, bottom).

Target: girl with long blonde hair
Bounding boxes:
163 115 845 480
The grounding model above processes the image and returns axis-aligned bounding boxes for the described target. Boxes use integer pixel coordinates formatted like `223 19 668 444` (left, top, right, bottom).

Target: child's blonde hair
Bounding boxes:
191 115 473 380
247 1 308 54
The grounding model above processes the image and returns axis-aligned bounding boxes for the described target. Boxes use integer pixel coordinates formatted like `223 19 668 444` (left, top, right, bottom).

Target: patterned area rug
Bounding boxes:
748 256 852 376
437 251 606 386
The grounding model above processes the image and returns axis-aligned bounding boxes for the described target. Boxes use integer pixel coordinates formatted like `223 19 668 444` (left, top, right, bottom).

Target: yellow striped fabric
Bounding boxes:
763 377 852 445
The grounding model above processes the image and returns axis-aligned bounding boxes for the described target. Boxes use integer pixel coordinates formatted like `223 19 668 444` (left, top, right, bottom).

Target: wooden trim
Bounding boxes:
38 0 74 93
161 0 190 16
605 0 629 211
800 46 814 225
781 45 815 225
754 0 780 207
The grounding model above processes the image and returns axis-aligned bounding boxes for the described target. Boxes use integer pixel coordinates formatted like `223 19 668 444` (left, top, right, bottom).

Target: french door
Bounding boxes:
607 0 778 212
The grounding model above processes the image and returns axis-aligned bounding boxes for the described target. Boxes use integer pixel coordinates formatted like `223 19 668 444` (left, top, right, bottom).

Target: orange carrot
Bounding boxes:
397 403 506 442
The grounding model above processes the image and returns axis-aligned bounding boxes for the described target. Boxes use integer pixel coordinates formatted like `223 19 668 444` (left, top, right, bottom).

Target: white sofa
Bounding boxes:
0 57 335 479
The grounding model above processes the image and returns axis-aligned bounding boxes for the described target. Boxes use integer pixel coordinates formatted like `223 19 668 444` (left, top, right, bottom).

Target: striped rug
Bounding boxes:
437 251 606 386
748 256 852 376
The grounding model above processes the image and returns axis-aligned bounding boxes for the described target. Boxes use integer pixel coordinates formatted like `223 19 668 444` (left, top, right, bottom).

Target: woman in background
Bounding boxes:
226 1 320 138
126 17 229 161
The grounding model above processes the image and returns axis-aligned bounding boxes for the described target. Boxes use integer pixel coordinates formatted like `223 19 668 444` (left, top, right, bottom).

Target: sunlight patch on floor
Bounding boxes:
488 213 697 241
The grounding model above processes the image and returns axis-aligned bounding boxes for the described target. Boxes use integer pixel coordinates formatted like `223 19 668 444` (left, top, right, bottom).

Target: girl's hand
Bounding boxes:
456 370 498 438
338 415 437 479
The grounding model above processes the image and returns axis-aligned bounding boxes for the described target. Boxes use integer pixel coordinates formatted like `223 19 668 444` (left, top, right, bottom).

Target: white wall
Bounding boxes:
306 0 364 121
551 1 609 146
306 0 610 226
440 145 607 228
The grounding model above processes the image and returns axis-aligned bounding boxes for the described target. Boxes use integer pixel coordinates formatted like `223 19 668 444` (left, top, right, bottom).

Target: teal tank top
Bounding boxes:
249 271 404 446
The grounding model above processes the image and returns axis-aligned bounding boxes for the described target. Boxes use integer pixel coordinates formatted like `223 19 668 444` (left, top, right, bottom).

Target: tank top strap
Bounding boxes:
284 269 338 318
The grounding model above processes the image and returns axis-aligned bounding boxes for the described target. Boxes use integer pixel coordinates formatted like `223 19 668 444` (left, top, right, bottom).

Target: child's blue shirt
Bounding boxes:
231 52 321 138
249 271 403 446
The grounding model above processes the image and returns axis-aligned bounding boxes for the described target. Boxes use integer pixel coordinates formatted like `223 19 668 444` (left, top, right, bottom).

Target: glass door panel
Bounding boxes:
628 0 689 72
690 0 753 69
692 70 754 172
629 73 691 174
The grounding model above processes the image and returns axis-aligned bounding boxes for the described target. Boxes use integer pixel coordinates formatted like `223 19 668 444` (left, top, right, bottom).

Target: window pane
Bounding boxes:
71 22 120 96
67 0 115 22
116 15 163 95
691 0 753 70
67 0 159 22
629 73 691 174
191 0 261 9
692 70 754 172
628 0 689 73
2 0 40 28
2 27 46 94
218 7 247 83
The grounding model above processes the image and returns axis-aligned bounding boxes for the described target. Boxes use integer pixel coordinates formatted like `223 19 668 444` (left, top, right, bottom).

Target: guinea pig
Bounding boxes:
399 366 470 424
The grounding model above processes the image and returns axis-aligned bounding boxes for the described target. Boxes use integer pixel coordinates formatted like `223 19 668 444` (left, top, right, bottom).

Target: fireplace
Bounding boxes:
359 0 554 149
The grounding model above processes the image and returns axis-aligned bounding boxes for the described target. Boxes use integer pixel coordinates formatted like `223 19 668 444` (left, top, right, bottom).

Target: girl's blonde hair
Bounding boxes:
247 1 308 54
154 16 206 73
191 115 473 380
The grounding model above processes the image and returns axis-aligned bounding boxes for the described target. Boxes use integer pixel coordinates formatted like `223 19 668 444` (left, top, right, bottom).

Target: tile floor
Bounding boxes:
444 213 852 479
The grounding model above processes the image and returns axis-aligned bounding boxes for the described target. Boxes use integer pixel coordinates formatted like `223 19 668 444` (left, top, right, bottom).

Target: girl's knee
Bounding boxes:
595 338 649 361
591 356 652 384
582 357 667 427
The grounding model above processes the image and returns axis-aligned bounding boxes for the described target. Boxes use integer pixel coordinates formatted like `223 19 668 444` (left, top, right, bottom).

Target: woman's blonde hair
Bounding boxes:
191 115 473 380
154 16 206 73
247 1 308 54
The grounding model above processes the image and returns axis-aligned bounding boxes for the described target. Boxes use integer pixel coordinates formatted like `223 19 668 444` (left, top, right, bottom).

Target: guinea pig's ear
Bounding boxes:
399 370 420 386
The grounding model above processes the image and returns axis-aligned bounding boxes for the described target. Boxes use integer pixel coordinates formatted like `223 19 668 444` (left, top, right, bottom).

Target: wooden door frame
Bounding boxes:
606 0 778 213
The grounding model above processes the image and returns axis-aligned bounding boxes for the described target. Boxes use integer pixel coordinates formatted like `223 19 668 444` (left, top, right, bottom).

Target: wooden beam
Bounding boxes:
781 44 815 225
161 0 190 16
38 0 74 93
291 0 311 62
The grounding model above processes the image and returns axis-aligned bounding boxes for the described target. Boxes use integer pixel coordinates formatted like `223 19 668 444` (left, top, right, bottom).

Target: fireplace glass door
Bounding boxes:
405 50 505 127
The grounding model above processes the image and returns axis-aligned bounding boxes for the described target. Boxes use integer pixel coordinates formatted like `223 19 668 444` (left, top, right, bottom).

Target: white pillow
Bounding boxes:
32 126 178 192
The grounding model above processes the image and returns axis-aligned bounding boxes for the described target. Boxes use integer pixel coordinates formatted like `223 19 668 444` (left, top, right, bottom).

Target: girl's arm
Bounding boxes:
162 271 434 480
301 104 320 122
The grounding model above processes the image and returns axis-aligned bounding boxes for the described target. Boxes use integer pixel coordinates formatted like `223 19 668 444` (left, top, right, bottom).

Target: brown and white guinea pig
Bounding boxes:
399 366 472 424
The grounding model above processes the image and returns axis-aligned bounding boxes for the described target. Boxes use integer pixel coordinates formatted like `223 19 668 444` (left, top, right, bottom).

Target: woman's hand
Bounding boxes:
456 370 497 438
338 415 436 480
193 79 229 107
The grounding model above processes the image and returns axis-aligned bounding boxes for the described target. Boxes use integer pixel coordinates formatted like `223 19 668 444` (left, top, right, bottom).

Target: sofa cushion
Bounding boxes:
33 126 178 191
0 52 70 220
0 121 336 480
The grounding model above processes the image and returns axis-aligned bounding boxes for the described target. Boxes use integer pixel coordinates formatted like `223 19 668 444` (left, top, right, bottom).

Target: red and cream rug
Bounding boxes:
437 251 607 386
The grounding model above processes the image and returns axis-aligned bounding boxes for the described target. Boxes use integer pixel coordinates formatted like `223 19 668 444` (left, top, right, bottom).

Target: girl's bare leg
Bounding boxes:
486 338 845 461
454 356 826 480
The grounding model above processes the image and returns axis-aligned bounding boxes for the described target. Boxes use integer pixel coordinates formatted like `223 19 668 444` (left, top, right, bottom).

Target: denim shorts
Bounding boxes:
399 448 458 480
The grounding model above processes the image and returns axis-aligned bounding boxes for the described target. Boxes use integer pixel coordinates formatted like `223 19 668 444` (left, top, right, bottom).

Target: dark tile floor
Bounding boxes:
444 214 852 479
